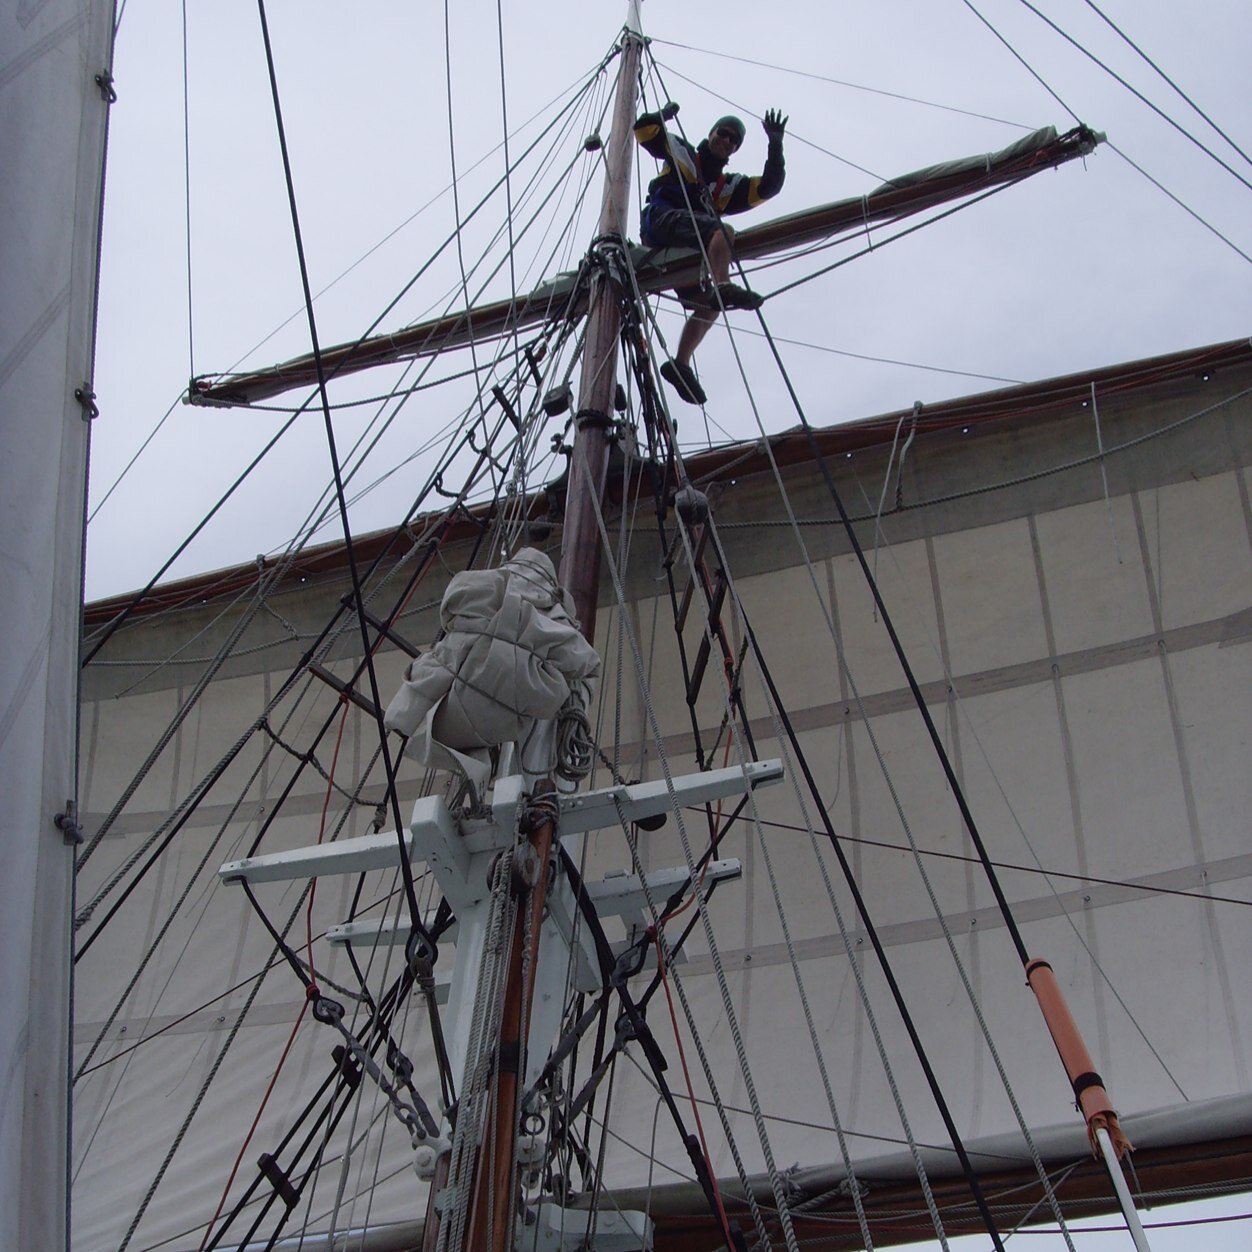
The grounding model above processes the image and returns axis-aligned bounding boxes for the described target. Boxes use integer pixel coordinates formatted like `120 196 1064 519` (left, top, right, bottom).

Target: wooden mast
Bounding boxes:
558 7 645 643
460 11 644 1249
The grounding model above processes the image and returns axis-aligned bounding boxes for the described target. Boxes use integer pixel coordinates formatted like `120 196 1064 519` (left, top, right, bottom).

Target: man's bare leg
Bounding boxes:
676 226 733 367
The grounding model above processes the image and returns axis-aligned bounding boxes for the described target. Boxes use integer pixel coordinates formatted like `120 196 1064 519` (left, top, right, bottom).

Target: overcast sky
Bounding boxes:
87 0 1251 605
82 3 1251 1243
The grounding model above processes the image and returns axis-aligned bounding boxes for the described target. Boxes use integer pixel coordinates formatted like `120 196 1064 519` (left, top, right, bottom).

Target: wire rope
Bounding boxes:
958 1 1252 270
1080 0 1252 168
583 449 803 1252
648 36 1037 131
653 60 886 182
721 810 1252 912
961 0 1080 123
87 395 180 523
219 63 609 379
85 51 612 664
495 0 523 388
88 63 605 526
764 176 1023 300
80 80 583 941
635 54 1066 1242
180 0 194 379
625 255 958 1246
442 0 487 397
1013 0 1252 195
78 436 464 934
128 122 605 1236
1109 141 1252 265
80 383 509 889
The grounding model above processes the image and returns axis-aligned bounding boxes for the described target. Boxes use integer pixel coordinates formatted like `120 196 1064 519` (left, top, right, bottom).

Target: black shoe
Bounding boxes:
660 359 707 405
674 284 714 310
714 282 763 311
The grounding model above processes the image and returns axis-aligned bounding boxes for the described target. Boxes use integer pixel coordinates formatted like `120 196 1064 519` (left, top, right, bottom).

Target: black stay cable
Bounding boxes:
203 964 418 1250
618 78 1005 1233
725 300 1048 1244
720 567 1008 1251
83 50 610 668
551 844 750 1251
729 252 1037 976
961 0 1080 122
77 359 517 955
255 0 423 937
81 401 312 666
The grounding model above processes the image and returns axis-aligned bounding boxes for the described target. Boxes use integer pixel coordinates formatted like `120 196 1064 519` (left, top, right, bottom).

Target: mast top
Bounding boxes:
624 0 643 39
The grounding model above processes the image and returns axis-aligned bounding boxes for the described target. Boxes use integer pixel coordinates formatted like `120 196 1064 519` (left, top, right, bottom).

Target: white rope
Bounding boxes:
707 517 947 1250
582 448 802 1252
1091 381 1125 564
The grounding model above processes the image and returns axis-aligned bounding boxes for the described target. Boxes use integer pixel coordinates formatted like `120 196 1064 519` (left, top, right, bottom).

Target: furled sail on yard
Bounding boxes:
190 125 1100 408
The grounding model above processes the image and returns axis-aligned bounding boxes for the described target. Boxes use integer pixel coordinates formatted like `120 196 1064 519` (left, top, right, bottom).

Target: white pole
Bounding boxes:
1095 1127 1153 1252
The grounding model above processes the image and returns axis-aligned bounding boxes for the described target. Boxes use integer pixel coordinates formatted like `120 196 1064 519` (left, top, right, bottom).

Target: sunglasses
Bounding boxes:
714 127 741 145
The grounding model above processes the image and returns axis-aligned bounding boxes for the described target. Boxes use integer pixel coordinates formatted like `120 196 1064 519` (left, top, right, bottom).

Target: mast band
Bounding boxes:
1071 1070 1105 1100
576 407 613 430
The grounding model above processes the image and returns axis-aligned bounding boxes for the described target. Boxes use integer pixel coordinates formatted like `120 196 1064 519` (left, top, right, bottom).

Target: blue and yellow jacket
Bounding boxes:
633 110 785 241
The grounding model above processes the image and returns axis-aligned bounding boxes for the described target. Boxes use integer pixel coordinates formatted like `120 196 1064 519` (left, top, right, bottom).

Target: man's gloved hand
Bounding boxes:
661 100 680 121
762 108 788 140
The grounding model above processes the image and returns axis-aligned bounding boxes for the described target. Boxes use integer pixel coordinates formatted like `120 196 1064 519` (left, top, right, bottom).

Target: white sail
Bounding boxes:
0 2 114 1248
73 340 1252 1249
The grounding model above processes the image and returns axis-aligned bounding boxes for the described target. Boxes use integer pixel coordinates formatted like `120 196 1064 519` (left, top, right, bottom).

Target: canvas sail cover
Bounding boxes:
383 547 600 789
871 125 1060 191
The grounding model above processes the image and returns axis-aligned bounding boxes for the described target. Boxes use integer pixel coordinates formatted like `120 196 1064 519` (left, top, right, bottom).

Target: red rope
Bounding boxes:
653 932 736 1247
197 995 311 1251
305 700 350 991
200 697 353 1249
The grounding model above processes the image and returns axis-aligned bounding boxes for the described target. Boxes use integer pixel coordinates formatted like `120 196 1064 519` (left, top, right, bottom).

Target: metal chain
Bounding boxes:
310 994 437 1145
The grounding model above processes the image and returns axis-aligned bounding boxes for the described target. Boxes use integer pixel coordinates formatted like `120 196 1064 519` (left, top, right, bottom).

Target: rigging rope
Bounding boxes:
180 0 194 381
84 51 612 664
626 62 1049 1238
653 61 886 182
1080 0 1252 168
961 0 1080 123
649 36 1036 131
1108 141 1252 265
717 252 1079 1249
1014 0 1252 194
75 53 636 1246
583 454 802 1252
622 293 952 1245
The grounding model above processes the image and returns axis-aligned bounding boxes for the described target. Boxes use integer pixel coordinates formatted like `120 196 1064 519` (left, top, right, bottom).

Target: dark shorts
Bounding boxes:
643 205 721 250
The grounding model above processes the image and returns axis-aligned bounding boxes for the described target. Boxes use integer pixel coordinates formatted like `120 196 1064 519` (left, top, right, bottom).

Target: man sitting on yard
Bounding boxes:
635 104 787 405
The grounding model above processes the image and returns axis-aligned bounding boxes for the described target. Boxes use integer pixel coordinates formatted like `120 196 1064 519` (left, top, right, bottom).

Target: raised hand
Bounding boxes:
762 108 788 139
